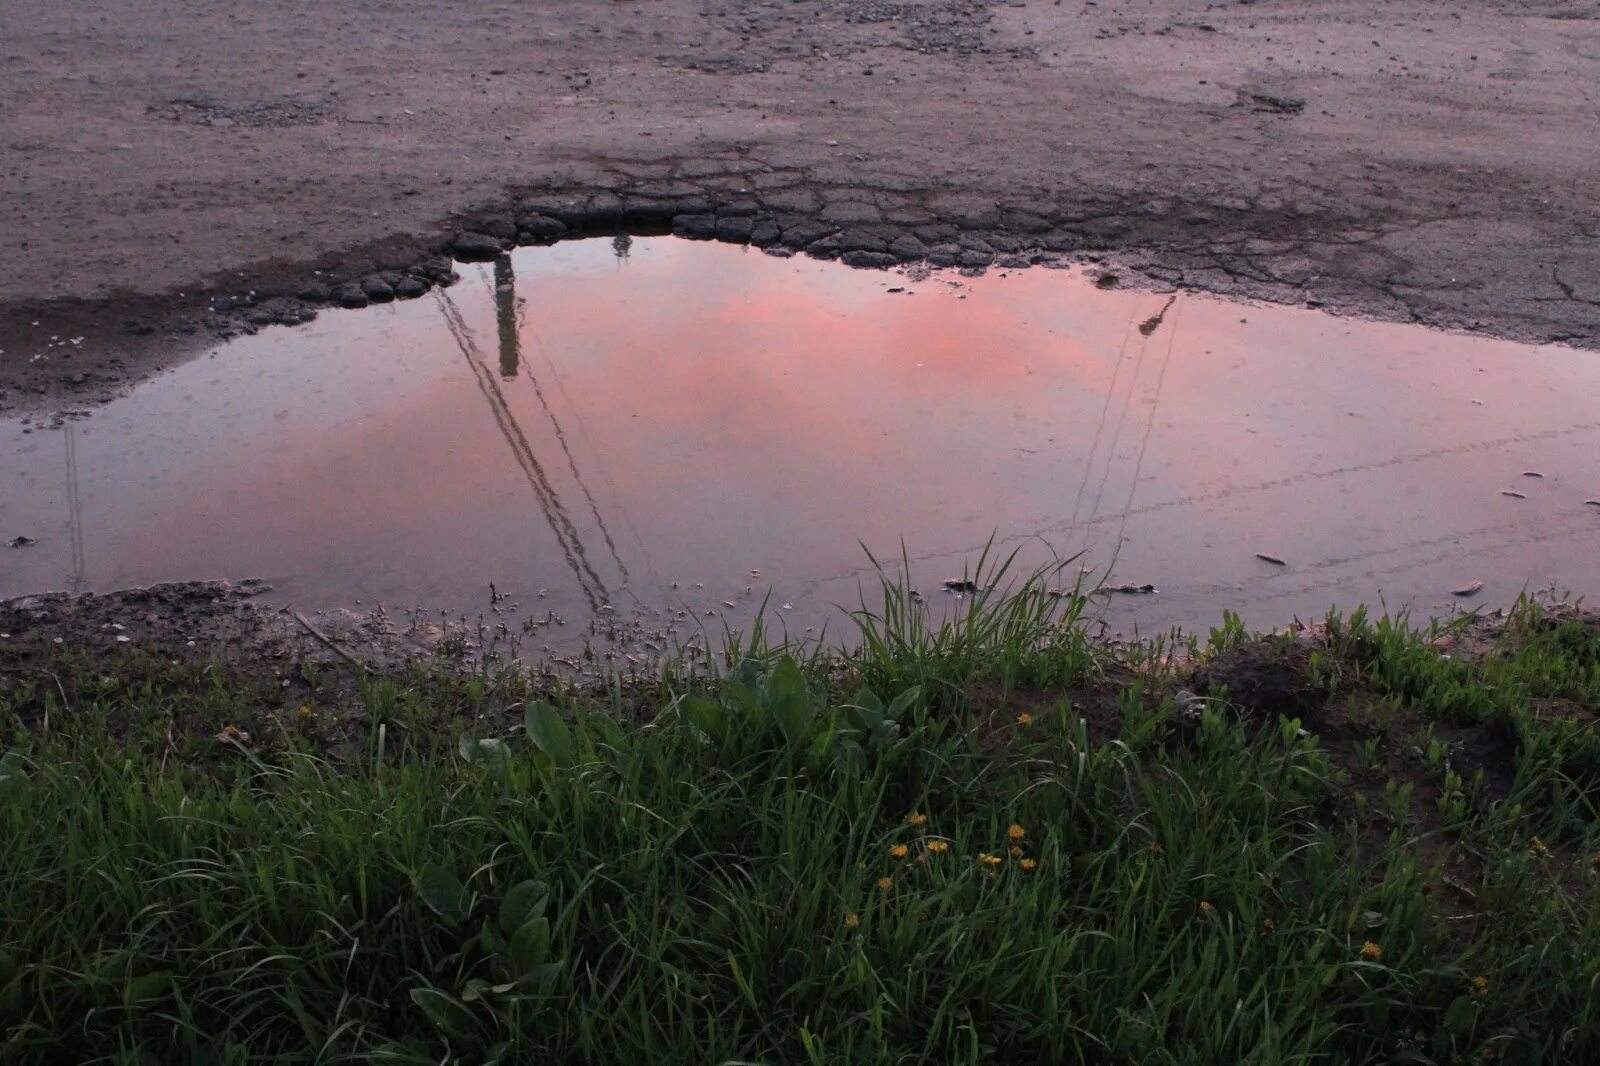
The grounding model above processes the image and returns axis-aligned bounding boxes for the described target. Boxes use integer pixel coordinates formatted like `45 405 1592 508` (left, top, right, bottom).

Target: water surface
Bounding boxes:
4 238 1597 651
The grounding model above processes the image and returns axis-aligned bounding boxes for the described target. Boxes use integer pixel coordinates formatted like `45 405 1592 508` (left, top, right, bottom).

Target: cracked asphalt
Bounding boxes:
2 0 1598 408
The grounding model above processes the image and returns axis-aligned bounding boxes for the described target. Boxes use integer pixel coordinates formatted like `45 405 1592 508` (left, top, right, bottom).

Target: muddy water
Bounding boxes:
4 238 1598 654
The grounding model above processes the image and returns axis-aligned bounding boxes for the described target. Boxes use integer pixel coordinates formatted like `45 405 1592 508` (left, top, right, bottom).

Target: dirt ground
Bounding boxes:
2 0 1598 408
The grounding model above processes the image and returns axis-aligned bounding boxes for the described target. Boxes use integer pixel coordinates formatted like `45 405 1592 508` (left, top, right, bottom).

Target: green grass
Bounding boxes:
2 570 1599 1064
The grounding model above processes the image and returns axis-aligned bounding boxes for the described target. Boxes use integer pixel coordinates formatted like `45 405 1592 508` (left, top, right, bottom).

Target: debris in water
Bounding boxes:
6 535 35 549
1094 272 1119 290
1586 499 1600 507
1255 553 1287 566
1500 490 1527 499
887 286 905 293
943 578 979 592
1105 582 1158 595
1451 580 1484 597
1522 471 1544 478
1137 294 1179 337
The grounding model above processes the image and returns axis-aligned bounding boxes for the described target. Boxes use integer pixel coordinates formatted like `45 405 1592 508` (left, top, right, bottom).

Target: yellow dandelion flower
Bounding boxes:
1360 941 1383 960
1472 975 1489 996
297 704 312 719
906 811 928 826
876 876 893 890
1009 845 1024 858
889 843 909 859
1008 824 1025 842
1016 712 1032 726
1019 858 1038 872
927 840 950 854
1263 918 1276 931
1198 900 1214 914
844 913 860 929
978 852 1003 866
1529 835 1549 856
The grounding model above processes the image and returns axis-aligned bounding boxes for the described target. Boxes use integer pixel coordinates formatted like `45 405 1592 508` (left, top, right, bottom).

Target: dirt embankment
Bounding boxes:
2 0 1598 409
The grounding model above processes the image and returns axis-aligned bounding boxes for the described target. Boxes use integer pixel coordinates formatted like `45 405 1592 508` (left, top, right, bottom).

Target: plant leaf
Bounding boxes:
682 695 729 744
765 656 814 745
499 880 550 934
524 701 576 767
885 685 921 720
458 736 508 766
124 971 172 1005
410 986 474 1036
419 864 469 923
508 916 551 980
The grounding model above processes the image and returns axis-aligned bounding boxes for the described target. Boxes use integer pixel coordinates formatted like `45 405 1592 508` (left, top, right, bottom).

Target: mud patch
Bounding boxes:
148 95 330 129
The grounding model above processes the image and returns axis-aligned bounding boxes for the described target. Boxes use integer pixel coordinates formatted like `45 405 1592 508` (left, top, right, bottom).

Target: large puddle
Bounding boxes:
4 238 1598 653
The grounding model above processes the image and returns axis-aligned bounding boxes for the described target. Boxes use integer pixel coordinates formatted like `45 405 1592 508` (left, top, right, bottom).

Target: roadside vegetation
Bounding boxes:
2 555 1598 1064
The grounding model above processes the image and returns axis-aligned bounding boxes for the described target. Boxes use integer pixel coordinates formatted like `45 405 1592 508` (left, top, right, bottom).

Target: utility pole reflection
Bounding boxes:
494 254 520 379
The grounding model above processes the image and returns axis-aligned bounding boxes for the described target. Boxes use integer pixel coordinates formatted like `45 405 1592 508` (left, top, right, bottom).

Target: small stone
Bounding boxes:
957 250 995 268
888 234 929 261
414 254 456 282
805 235 843 260
926 243 962 267
715 217 754 242
671 213 718 239
394 276 429 299
516 214 568 243
477 215 517 240
842 250 898 269
837 228 890 253
452 232 505 261
779 220 836 249
749 219 782 246
332 283 369 309
360 275 395 302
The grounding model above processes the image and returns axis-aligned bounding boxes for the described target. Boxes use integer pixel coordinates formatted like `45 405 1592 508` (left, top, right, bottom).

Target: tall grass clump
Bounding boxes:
1 580 1598 1064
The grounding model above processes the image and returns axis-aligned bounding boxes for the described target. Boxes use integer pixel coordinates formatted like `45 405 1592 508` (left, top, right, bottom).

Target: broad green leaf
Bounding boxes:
410 986 474 1036
419 864 469 923
765 656 814 745
1442 995 1478 1040
124 971 172 1005
508 916 551 979
524 701 576 767
830 737 867 777
682 694 729 743
458 736 508 766
885 685 922 720
722 680 766 728
499 880 550 934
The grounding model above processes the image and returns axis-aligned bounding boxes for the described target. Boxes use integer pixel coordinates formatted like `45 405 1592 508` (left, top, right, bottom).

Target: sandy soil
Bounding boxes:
2 0 1598 407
